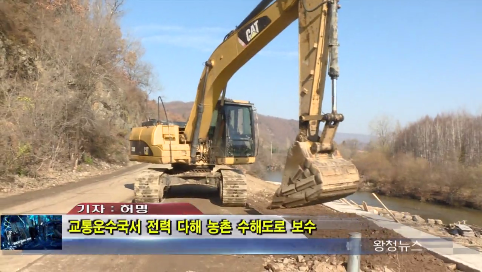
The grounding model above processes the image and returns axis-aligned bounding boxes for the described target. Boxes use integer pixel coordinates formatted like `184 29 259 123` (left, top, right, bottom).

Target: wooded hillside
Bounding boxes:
345 112 482 210
0 0 155 177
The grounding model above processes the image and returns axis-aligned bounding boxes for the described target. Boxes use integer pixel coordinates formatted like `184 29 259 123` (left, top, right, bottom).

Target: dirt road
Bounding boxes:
0 164 462 272
0 164 267 272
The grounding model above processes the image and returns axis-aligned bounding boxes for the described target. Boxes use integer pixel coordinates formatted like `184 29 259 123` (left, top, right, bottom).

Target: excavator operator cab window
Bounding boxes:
223 104 255 157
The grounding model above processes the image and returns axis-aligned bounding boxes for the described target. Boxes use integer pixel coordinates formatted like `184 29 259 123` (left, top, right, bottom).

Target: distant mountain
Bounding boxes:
334 133 374 144
158 101 372 150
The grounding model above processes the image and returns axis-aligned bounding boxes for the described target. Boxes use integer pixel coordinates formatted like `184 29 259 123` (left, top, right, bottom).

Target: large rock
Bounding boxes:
412 215 424 222
266 263 284 272
455 224 476 237
372 265 395 272
314 262 346 272
392 211 405 220
283 258 292 264
446 263 457 270
426 218 436 225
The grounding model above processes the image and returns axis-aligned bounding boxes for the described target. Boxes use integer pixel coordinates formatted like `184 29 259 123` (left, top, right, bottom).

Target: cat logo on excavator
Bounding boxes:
237 16 271 47
246 20 259 42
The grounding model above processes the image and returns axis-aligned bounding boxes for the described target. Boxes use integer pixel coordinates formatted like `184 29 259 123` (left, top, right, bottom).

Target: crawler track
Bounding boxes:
219 169 247 207
133 172 165 203
133 169 247 207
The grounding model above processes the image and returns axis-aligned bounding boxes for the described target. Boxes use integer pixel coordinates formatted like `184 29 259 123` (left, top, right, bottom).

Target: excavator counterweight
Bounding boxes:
128 0 360 208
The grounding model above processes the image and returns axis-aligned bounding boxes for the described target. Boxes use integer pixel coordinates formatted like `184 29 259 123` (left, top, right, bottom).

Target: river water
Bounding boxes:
264 171 482 226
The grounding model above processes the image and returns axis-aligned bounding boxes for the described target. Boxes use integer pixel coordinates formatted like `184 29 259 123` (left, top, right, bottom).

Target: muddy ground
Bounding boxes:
245 175 462 272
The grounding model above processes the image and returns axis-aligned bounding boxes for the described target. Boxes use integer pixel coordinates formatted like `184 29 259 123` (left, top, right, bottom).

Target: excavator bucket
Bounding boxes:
269 141 360 209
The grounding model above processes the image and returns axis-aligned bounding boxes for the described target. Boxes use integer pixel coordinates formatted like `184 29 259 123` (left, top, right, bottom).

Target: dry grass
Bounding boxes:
351 145 482 210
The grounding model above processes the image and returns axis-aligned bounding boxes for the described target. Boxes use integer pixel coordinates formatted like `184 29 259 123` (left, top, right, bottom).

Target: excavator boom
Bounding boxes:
183 0 299 148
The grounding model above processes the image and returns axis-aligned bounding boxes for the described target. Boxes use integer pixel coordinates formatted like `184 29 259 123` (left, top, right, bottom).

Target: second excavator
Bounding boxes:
128 0 360 209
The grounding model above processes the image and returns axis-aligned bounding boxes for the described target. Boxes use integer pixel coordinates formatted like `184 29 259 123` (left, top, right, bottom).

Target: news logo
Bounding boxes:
1 215 62 250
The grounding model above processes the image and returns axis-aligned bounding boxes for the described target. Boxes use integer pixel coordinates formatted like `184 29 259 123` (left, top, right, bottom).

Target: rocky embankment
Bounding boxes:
351 201 482 252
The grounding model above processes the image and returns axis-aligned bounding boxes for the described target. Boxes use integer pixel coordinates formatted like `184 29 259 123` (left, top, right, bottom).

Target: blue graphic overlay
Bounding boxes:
0 214 463 255
17 238 452 255
1 215 62 250
61 238 356 255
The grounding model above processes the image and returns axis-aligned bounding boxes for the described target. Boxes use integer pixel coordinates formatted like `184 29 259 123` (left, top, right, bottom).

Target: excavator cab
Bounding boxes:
209 99 257 165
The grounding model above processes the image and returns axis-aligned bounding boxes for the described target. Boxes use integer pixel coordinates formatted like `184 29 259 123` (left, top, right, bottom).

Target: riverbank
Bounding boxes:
350 177 482 215
259 152 482 212
258 170 482 250
263 170 482 227
244 174 466 272
364 181 482 211
351 151 482 211
340 197 482 253
346 191 482 227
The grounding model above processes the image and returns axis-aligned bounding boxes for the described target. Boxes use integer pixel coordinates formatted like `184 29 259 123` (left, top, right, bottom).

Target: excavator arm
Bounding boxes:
183 0 300 157
183 0 359 208
270 0 360 209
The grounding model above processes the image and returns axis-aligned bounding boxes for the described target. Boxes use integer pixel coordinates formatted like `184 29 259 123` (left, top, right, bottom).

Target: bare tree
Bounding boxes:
355 109 482 209
339 139 361 159
0 0 157 176
369 114 395 152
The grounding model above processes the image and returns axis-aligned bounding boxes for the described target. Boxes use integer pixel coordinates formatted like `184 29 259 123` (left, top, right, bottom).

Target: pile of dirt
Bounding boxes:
263 254 458 272
245 175 462 272
263 255 346 272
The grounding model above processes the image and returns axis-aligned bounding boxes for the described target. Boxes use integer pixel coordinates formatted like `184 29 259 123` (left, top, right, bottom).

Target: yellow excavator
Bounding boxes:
128 0 360 208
